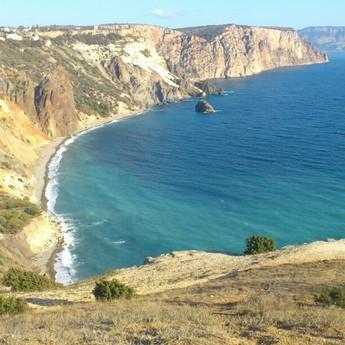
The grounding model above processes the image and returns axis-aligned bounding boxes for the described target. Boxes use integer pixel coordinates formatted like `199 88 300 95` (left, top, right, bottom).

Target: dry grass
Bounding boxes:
1 260 345 344
0 301 231 345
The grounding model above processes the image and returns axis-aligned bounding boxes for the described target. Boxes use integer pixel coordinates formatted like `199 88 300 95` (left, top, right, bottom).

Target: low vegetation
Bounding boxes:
0 296 27 315
92 279 134 301
0 193 41 234
2 268 61 292
244 235 276 255
316 287 345 308
1 261 345 344
75 97 111 117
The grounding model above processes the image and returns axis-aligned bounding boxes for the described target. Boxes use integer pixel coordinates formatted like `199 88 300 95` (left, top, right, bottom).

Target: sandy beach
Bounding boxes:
32 111 143 209
32 137 66 207
28 109 146 278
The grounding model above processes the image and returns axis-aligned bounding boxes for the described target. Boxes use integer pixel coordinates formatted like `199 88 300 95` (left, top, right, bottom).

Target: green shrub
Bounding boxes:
0 296 27 315
92 279 134 301
315 287 345 308
0 193 41 234
23 205 41 216
76 97 111 117
2 268 60 292
244 235 276 255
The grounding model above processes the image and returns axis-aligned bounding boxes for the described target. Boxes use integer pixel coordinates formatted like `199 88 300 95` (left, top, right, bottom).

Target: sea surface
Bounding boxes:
48 53 345 283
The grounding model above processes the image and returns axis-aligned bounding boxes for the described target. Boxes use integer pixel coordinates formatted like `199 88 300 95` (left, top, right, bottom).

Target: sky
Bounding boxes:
0 0 344 29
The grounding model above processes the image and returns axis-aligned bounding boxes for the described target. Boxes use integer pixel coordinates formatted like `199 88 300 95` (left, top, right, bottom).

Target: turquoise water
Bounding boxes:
52 53 345 282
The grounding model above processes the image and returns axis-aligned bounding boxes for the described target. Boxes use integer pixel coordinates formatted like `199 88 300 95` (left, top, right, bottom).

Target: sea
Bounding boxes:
46 52 345 283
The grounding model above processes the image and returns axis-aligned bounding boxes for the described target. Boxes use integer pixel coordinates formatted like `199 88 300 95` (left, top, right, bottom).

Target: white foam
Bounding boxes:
113 240 126 245
223 90 235 96
46 119 121 285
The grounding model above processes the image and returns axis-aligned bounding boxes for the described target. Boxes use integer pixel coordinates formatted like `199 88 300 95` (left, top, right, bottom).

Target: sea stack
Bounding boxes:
195 99 215 113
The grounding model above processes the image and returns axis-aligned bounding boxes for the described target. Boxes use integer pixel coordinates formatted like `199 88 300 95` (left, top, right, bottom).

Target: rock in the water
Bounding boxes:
195 99 215 113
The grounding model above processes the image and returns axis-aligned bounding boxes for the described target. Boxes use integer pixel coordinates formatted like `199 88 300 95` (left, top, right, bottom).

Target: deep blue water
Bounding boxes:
53 53 345 282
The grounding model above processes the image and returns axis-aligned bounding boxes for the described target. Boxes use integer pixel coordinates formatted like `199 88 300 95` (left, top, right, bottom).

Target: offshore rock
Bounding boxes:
195 99 215 113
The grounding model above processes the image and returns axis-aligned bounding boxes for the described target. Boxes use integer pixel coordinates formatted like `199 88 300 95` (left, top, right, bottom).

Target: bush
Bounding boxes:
244 235 276 255
0 296 27 315
0 193 41 234
315 287 345 308
23 205 41 216
92 279 134 301
2 268 60 292
76 97 111 117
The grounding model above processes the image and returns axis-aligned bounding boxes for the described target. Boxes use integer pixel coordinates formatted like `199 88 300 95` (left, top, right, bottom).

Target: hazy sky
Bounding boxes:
1 0 344 29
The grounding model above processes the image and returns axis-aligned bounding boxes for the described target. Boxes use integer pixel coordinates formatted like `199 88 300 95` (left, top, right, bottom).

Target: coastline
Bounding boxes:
26 56 333 284
32 109 147 282
35 109 146 210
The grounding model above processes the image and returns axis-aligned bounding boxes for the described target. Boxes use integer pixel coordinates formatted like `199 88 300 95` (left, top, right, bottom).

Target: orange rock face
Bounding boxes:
35 66 78 137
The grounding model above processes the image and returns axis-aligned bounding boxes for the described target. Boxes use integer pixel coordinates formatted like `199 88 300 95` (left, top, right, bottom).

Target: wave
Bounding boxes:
112 240 126 245
223 90 235 96
46 119 121 285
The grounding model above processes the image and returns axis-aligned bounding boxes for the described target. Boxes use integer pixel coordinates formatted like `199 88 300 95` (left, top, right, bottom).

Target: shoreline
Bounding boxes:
36 109 147 210
28 56 333 283
33 109 147 282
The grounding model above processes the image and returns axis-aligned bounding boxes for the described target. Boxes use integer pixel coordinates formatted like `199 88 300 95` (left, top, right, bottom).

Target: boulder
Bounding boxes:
195 99 215 113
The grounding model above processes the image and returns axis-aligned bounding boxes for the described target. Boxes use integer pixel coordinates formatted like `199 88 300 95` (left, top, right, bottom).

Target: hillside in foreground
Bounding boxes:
1 258 345 344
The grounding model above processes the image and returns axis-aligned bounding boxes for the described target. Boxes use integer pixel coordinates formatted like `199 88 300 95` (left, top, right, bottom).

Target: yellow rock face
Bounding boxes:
0 99 48 201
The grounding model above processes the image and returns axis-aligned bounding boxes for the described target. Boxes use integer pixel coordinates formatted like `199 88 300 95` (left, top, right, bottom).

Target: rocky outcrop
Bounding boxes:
105 55 200 108
195 99 215 113
35 66 78 137
195 80 224 96
0 68 37 119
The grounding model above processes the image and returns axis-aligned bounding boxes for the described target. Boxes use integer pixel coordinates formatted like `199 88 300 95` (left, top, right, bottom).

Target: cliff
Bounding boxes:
35 65 79 137
0 24 327 199
0 24 327 136
299 26 345 51
158 24 327 78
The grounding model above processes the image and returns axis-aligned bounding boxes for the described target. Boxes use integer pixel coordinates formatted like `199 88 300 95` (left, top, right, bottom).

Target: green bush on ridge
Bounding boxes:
92 279 134 301
244 235 276 255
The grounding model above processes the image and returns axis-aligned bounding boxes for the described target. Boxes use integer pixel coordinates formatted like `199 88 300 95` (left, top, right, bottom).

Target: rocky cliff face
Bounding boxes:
0 67 37 119
104 55 200 108
0 24 327 142
155 25 328 79
35 66 78 137
299 26 345 51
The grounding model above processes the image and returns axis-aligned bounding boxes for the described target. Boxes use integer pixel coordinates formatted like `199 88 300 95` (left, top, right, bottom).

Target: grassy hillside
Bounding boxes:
0 260 345 344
